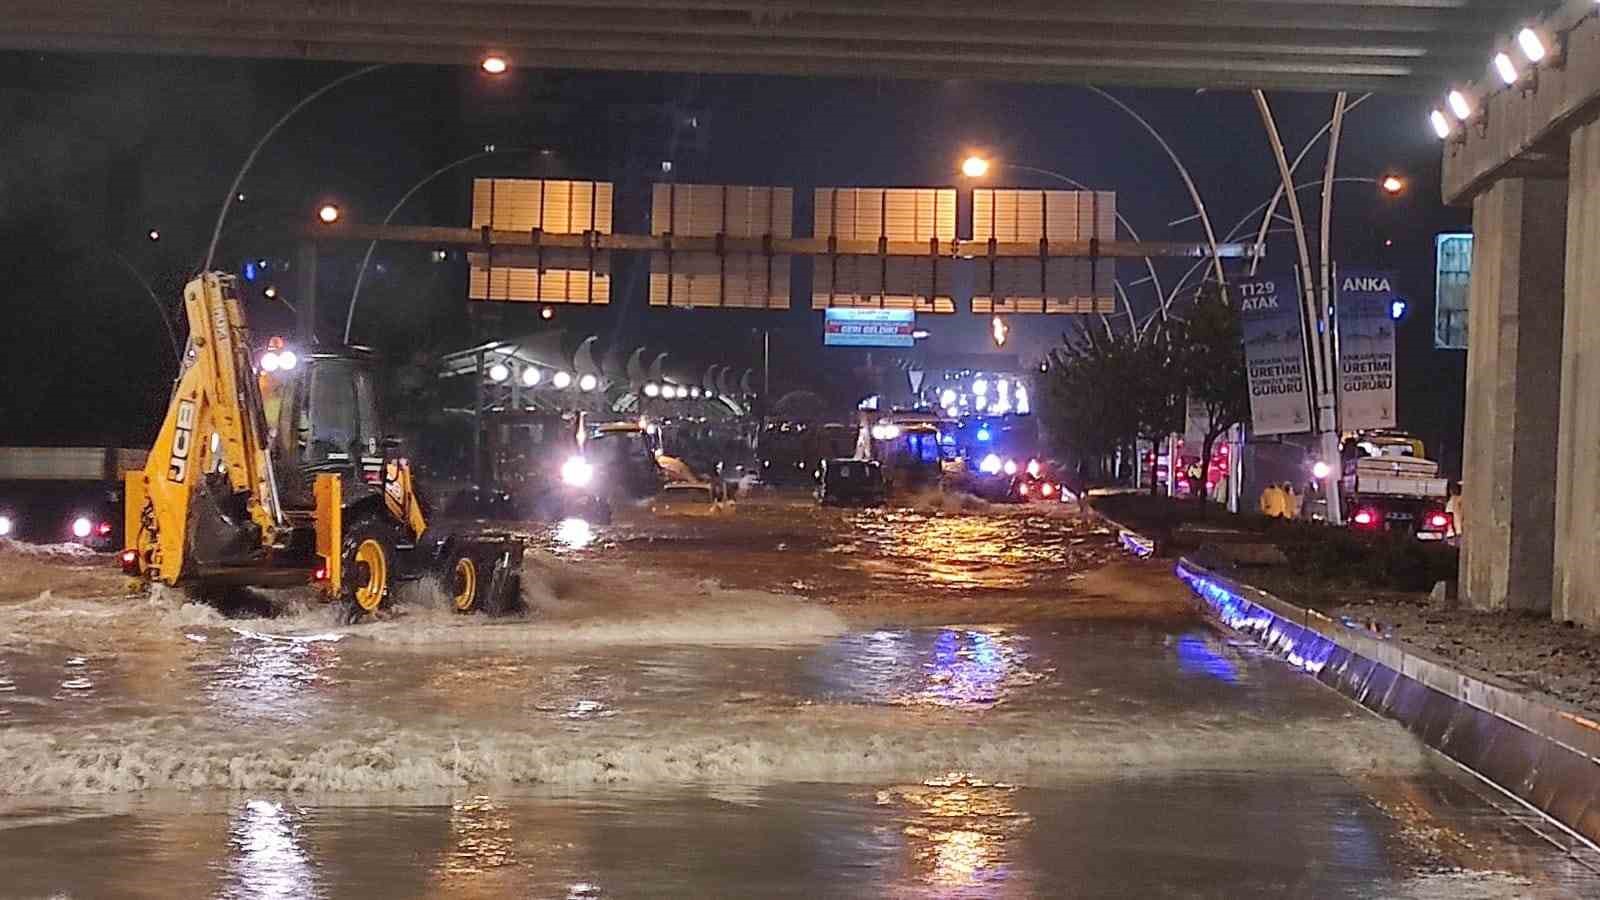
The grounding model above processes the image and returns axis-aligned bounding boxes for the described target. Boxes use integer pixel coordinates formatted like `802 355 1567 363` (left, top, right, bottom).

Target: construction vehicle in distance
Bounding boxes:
121 273 524 619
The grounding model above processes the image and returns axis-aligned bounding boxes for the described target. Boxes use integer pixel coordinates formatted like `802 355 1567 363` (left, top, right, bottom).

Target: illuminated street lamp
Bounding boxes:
644 382 661 398
553 371 573 390
487 362 510 383
317 203 341 224
521 366 541 387
480 54 509 75
1517 26 1547 64
1493 52 1520 86
541 307 555 320
991 316 1009 348
1380 174 1406 196
146 228 161 242
960 155 991 178
264 286 279 300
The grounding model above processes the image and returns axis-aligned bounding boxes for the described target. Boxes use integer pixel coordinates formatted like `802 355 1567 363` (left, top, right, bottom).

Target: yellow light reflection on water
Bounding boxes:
882 772 1031 890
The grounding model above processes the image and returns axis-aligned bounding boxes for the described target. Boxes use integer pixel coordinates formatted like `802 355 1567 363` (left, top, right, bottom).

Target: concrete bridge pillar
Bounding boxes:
1460 177 1566 613
1555 120 1600 626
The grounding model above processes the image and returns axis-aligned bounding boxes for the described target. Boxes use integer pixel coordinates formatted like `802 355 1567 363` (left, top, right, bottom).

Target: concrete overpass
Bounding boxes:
1440 2 1600 627
0 0 1547 93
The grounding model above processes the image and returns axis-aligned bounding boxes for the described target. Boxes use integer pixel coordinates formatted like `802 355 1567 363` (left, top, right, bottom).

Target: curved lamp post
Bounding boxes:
106 249 181 362
203 64 388 273
343 147 529 344
1086 86 1224 287
202 55 511 274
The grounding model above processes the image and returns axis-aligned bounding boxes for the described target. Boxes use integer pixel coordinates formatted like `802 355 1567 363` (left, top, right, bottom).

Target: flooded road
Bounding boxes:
1 495 1595 896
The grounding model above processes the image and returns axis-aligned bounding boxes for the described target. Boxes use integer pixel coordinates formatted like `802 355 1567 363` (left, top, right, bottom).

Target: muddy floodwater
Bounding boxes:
1 495 1596 897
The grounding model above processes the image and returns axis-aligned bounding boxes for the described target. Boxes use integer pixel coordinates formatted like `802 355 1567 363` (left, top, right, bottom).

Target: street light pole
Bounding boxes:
344 147 527 344
1086 87 1225 288
203 64 388 273
105 249 181 363
1254 89 1343 525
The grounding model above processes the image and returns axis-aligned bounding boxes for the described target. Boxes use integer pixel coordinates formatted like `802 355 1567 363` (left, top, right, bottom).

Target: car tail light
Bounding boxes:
119 549 139 574
1018 482 1030 496
313 565 329 582
1427 512 1451 530
1352 508 1377 527
1041 483 1054 497
97 521 112 536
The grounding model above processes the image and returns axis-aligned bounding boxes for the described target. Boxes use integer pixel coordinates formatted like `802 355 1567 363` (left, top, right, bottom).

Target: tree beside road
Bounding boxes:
1042 283 1248 501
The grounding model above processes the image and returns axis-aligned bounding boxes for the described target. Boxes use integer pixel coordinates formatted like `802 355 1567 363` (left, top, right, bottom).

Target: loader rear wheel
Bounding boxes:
450 556 479 613
342 519 397 615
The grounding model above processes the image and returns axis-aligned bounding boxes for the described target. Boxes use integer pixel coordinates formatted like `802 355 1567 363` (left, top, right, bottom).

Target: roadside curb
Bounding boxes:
1082 501 1158 558
1175 554 1600 849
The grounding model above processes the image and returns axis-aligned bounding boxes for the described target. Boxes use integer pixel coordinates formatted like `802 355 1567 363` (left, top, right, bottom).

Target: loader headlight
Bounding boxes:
561 456 595 488
71 516 93 539
0 515 12 537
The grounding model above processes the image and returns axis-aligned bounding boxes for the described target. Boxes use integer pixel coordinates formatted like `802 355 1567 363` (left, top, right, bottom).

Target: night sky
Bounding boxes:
0 52 1469 469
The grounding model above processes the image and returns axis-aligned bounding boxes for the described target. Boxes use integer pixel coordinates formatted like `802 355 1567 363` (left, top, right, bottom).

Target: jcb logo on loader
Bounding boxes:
168 400 196 483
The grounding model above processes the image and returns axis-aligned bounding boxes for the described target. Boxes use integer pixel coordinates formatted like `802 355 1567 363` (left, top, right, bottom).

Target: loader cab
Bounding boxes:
267 348 387 506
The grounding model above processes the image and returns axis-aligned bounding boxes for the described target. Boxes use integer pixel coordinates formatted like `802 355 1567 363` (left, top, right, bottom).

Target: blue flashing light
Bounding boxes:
976 427 991 442
1390 299 1408 320
243 260 259 282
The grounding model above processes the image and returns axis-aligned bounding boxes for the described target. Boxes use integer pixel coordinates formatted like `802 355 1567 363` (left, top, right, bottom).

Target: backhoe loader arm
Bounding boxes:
125 273 285 584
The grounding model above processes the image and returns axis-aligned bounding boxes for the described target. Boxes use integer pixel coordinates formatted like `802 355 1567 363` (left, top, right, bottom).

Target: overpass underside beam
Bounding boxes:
0 0 1527 93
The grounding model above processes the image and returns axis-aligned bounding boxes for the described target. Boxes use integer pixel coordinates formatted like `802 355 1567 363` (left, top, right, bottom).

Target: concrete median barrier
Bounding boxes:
1176 555 1600 849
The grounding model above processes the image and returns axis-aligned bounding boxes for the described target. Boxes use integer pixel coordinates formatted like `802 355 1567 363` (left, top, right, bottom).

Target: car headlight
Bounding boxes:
71 516 93 539
561 456 595 488
1026 459 1041 478
0 514 12 537
979 453 1002 475
1003 459 1018 476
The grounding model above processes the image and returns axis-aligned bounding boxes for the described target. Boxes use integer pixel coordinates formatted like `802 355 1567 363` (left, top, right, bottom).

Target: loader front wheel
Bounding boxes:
450 555 479 613
342 519 397 615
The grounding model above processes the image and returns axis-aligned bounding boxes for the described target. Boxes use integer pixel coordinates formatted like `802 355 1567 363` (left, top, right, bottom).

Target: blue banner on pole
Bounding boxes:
1335 268 1399 430
1236 276 1312 436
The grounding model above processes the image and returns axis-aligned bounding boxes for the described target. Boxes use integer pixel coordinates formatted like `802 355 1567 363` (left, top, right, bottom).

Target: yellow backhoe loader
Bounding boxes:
120 272 522 618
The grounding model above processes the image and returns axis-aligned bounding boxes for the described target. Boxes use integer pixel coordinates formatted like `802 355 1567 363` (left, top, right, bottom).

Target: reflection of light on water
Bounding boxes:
555 518 594 550
882 773 1029 890
1174 632 1240 684
842 512 1097 591
221 800 319 900
925 629 1010 706
206 630 344 725
812 628 1034 708
443 795 515 877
